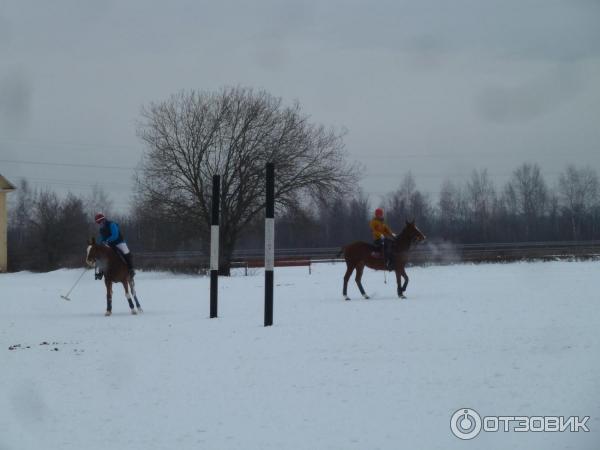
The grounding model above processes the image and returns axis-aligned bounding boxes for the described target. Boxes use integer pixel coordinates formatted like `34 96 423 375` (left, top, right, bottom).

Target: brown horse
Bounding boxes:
86 237 142 316
340 220 426 300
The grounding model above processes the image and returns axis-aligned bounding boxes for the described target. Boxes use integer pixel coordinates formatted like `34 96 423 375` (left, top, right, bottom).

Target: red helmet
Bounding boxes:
94 213 106 224
375 208 384 219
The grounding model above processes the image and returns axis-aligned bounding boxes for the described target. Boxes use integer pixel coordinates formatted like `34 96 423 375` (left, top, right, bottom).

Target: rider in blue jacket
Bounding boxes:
95 212 135 277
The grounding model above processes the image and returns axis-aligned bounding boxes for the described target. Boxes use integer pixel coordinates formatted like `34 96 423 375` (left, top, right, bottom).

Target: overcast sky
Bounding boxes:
1 0 599 212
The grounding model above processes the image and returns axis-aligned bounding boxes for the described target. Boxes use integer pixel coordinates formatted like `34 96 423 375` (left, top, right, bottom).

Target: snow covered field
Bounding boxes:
1 260 599 450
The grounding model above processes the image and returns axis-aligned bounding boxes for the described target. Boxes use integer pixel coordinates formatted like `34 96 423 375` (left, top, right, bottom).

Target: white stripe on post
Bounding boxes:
210 225 219 271
265 218 274 271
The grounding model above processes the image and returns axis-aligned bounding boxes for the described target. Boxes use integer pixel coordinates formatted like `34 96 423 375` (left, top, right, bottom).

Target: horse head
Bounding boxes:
397 219 426 245
86 237 99 267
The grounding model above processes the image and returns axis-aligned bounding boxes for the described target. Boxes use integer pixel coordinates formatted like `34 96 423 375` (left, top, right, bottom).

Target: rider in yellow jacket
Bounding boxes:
369 208 395 269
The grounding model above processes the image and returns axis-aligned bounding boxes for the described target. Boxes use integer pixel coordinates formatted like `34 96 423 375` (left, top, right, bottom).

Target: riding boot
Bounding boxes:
384 246 393 271
124 253 135 278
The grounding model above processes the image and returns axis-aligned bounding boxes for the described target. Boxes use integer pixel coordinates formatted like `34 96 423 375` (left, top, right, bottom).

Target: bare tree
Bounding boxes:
385 172 415 227
346 191 371 242
136 86 359 273
438 180 457 233
465 169 496 241
385 172 432 232
57 194 89 264
502 163 548 239
28 190 61 269
316 190 371 246
437 179 468 240
8 179 34 246
558 165 599 239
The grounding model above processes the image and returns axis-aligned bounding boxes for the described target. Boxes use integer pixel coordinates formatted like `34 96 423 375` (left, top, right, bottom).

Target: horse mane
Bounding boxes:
392 224 414 252
95 243 115 258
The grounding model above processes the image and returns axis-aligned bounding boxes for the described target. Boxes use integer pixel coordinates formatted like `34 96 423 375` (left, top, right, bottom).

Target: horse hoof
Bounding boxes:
363 295 370 299
399 294 406 299
137 308 143 313
344 296 351 301
131 309 137 315
104 311 111 316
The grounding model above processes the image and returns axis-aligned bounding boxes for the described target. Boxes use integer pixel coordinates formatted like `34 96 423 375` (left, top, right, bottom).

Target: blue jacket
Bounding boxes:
99 220 124 245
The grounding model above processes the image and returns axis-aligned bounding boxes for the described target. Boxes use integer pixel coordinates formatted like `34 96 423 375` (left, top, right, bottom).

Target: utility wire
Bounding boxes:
0 158 136 171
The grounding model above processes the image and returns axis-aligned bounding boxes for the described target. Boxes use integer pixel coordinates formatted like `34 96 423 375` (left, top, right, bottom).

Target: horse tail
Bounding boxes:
335 246 345 259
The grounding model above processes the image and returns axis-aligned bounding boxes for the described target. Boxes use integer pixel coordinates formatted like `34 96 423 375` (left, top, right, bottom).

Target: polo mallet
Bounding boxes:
61 267 90 301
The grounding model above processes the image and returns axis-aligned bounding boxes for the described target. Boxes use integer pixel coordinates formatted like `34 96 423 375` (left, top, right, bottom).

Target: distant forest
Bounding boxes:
7 162 600 272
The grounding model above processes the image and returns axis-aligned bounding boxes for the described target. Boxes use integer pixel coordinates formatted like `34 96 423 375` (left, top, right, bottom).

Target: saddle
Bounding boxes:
369 243 394 269
369 244 384 259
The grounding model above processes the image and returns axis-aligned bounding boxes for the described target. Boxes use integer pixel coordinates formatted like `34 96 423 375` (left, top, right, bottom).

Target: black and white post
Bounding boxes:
210 175 220 319
264 163 275 327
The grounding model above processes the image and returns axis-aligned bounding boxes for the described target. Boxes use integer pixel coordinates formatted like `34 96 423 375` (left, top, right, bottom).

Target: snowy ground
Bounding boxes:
1 260 599 450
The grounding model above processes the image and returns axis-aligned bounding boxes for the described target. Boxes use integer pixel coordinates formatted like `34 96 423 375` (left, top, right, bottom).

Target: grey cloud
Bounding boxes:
0 15 11 48
305 0 600 62
403 35 448 70
253 45 289 72
249 2 317 71
0 69 32 133
475 66 583 123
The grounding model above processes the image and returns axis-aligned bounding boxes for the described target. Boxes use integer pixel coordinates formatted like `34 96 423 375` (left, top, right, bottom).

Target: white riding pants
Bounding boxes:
115 242 130 255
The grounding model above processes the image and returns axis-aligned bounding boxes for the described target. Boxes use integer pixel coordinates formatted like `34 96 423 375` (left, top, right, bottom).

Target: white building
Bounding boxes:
0 175 16 272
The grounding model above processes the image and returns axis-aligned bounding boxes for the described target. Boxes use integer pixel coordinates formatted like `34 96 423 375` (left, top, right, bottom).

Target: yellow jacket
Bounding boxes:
369 217 393 240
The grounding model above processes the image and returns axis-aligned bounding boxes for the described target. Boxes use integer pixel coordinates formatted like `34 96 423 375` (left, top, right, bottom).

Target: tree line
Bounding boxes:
7 162 600 272
254 163 600 248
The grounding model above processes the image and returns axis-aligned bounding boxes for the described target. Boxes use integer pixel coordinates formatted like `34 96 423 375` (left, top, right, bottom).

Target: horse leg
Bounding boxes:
343 262 354 300
395 265 409 298
129 278 143 313
355 264 369 299
122 281 137 315
401 267 409 294
395 269 405 298
105 279 112 316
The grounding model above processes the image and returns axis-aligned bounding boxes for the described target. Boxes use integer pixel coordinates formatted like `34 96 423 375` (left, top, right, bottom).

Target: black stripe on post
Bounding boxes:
210 175 220 318
264 162 275 327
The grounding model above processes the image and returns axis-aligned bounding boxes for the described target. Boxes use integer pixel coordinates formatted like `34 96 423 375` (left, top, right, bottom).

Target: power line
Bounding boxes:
3 157 570 181
0 158 136 171
0 136 141 151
